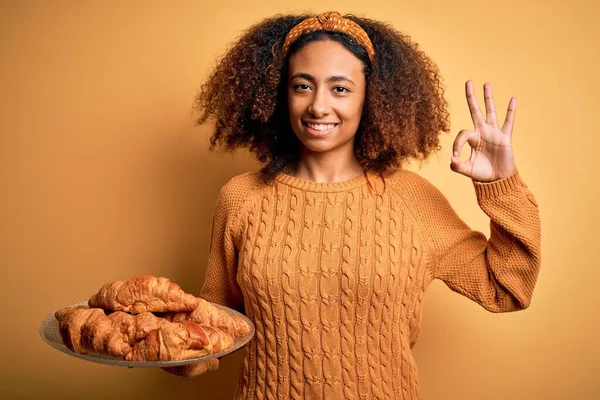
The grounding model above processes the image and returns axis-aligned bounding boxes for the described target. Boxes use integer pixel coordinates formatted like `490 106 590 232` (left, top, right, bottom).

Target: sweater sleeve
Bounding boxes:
199 181 246 314
162 179 247 378
407 169 541 312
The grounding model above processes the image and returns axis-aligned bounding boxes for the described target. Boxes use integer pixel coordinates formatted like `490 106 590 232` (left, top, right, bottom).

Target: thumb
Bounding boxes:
452 129 476 159
450 156 472 177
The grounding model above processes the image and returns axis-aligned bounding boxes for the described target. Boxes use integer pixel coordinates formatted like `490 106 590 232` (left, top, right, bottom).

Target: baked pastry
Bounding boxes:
164 297 251 337
88 275 200 314
55 305 98 354
107 311 168 343
54 275 249 362
125 320 234 361
55 305 131 357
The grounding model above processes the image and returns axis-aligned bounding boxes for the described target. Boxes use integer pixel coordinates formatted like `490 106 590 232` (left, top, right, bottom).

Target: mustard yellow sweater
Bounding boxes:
175 168 541 400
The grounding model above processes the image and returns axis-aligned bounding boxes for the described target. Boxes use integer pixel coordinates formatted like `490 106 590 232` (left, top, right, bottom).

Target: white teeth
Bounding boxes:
306 123 336 131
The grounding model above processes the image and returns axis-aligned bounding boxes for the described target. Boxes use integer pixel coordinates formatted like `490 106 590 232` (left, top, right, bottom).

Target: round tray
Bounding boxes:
39 301 255 368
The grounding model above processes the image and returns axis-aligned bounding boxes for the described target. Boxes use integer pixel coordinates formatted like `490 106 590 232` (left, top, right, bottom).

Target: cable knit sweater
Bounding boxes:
174 168 541 400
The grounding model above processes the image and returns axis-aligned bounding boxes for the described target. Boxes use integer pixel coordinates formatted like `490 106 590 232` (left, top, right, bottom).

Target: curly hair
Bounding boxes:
194 12 451 184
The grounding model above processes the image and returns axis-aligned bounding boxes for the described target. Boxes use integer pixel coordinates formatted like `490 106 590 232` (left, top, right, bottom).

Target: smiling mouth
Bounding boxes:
302 121 339 136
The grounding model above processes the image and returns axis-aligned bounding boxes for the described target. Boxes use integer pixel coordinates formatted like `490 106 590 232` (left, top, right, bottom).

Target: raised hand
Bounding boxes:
450 80 517 182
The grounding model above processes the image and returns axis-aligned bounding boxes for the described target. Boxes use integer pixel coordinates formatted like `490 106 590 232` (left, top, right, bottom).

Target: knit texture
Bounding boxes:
180 168 541 400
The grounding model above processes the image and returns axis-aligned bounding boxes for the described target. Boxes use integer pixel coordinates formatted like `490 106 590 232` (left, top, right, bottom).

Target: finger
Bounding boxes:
452 129 477 158
501 96 517 136
450 156 472 177
483 82 499 127
206 358 219 371
465 80 485 129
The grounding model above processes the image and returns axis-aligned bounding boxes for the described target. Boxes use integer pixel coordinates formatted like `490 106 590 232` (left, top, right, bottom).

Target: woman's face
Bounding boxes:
287 39 366 156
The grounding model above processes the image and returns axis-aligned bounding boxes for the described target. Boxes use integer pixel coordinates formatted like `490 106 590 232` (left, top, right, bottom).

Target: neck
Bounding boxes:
286 146 364 183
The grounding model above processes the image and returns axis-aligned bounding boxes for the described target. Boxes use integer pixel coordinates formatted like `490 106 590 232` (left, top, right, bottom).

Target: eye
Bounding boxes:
293 83 311 91
333 86 350 93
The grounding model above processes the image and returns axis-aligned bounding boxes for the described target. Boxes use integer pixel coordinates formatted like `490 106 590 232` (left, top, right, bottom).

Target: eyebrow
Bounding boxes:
290 72 356 87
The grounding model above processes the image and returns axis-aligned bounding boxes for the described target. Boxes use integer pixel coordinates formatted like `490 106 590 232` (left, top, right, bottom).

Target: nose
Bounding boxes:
308 88 329 117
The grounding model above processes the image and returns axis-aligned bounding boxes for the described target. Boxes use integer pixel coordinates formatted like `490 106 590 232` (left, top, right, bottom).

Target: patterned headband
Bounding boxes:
281 11 376 64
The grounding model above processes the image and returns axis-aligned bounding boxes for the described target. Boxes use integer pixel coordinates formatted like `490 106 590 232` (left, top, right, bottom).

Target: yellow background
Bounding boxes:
1 0 598 399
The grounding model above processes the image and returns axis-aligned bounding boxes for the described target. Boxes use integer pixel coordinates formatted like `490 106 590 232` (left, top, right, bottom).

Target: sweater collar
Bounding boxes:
274 170 386 195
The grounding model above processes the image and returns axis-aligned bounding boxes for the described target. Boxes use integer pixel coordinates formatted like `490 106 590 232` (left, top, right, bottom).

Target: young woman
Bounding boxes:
163 11 541 400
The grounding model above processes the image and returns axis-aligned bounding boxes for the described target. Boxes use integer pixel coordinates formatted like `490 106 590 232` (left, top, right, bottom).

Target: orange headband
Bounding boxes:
282 11 376 64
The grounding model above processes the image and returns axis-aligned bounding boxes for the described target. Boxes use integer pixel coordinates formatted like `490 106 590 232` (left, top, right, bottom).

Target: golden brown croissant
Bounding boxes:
54 276 248 362
80 312 131 357
88 275 200 314
55 305 131 357
125 321 234 361
164 297 251 338
55 305 97 353
108 311 168 343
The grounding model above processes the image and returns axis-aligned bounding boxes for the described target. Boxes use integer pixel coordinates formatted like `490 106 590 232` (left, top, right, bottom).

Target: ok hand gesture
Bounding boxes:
450 81 517 182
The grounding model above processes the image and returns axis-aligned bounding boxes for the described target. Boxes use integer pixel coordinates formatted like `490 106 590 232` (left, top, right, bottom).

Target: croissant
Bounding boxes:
164 297 251 338
80 312 131 357
107 311 168 343
88 275 200 314
55 276 248 362
55 305 130 357
104 311 135 341
125 321 234 361
55 305 97 353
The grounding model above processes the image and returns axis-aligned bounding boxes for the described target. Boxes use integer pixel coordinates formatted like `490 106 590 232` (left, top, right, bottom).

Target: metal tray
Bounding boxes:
39 300 254 368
